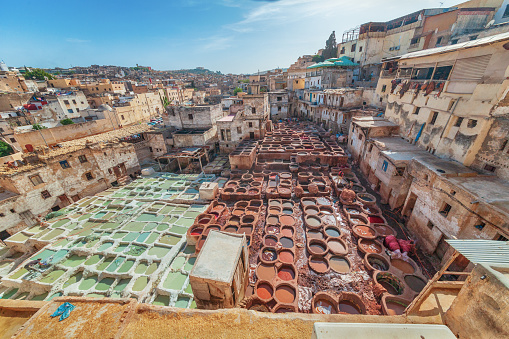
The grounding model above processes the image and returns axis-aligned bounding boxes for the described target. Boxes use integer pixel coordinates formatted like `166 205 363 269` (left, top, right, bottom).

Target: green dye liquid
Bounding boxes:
64 272 83 288
174 296 190 308
124 222 145 232
86 293 104 298
118 260 135 273
115 244 128 253
134 262 148 274
114 278 131 291
62 255 87 267
148 246 170 258
170 226 187 235
159 234 181 246
184 257 196 271
126 245 146 256
98 242 113 251
106 257 125 272
97 257 114 271
132 276 149 292
175 218 194 228
79 275 98 290
112 232 128 239
31 249 56 261
144 223 158 231
163 272 187 290
146 262 158 275
96 278 115 291
31 292 48 301
171 257 186 270
152 294 170 306
137 232 150 242
40 269 65 284
10 268 28 280
123 232 140 242
145 233 160 244
2 288 18 299
85 255 102 266
183 245 195 255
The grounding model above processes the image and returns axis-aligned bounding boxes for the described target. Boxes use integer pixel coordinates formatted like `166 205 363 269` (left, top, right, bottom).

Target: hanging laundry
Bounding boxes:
424 81 436 96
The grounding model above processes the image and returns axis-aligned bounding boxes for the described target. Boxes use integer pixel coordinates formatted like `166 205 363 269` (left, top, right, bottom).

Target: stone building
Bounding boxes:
377 31 509 167
0 125 154 234
267 91 289 121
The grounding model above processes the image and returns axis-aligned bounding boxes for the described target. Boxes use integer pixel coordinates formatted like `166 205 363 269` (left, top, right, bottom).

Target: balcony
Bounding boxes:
380 69 397 79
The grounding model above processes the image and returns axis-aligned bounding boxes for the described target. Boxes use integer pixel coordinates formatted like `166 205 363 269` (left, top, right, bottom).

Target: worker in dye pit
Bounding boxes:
24 258 43 272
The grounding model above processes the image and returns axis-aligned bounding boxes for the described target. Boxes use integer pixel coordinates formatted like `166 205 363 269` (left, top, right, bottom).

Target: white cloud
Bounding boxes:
202 35 233 51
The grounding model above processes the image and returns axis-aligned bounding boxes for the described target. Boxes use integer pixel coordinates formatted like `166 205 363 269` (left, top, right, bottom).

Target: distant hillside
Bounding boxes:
171 68 222 75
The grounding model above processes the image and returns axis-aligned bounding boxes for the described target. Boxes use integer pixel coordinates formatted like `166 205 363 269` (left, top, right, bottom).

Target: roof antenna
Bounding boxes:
439 2 444 7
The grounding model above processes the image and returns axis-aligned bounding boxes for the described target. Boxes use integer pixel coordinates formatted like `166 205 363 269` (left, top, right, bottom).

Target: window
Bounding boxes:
433 66 452 80
72 99 77 104
368 144 373 152
413 107 420 115
436 37 443 46
252 107 256 114
427 221 434 230
467 119 477 128
359 46 363 52
496 234 508 241
59 160 71 169
395 167 405 176
220 129 225 141
278 106 281 112
10 209 15 213
188 114 193 120
248 122 253 128
484 164 496 172
381 85 387 93
78 155 88 163
63 100 69 105
430 111 439 125
0 213 4 217
351 44 356 52
41 190 51 199
440 203 452 217
382 160 389 172
474 221 486 231
237 127 242 134
277 97 282 101
500 139 508 151
410 37 419 45
226 129 231 141
454 117 464 127
412 67 434 80
29 174 44 186
85 172 93 180
67 109 73 114
76 108 80 112
121 115 125 120
10 138 16 143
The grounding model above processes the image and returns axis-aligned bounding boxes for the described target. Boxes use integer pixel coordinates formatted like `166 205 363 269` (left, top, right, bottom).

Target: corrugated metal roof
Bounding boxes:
399 32 509 60
446 239 509 265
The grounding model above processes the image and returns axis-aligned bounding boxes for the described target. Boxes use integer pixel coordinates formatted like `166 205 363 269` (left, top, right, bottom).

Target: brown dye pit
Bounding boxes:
309 243 327 255
314 300 336 314
329 256 350 273
269 200 280 206
267 215 279 225
277 266 295 281
354 225 375 237
324 227 341 238
302 199 315 206
256 283 273 300
280 237 294 248
307 230 324 240
266 226 280 235
281 227 294 237
264 236 278 247
360 239 382 254
279 215 295 226
275 307 294 313
306 216 321 228
257 264 276 281
204 225 221 235
239 225 253 234
309 256 329 273
279 250 294 264
404 275 426 292
282 208 293 215
374 224 395 237
327 239 346 254
385 300 408 315
367 256 389 271
275 285 296 303
391 259 415 274
377 274 403 295
224 226 238 233
338 300 361 314
261 248 277 262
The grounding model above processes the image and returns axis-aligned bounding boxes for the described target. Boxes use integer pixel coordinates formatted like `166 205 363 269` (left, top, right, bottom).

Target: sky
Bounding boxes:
0 0 455 74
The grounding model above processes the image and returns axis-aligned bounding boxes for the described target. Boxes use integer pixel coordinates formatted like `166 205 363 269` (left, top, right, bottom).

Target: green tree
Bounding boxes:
32 123 47 130
233 87 243 95
322 31 338 60
60 119 74 125
24 68 55 80
312 55 324 63
0 141 13 157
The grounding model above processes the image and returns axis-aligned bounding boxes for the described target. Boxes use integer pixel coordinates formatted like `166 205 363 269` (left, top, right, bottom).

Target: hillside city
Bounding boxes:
0 0 508 338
